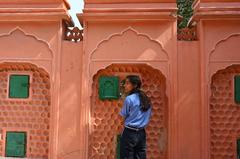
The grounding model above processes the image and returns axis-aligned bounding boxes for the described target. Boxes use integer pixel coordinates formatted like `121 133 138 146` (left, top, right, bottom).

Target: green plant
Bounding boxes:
177 0 194 29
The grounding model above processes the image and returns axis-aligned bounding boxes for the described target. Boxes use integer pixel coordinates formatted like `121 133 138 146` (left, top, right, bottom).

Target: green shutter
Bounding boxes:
235 76 240 104
5 132 26 157
237 139 240 159
99 76 119 100
9 75 29 98
116 134 121 159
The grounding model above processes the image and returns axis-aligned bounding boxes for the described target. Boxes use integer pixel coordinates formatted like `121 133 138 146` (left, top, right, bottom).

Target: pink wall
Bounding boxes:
195 1 240 158
198 18 240 159
0 0 239 159
78 1 178 158
57 41 83 159
177 41 201 159
0 1 70 159
59 0 240 158
0 21 61 159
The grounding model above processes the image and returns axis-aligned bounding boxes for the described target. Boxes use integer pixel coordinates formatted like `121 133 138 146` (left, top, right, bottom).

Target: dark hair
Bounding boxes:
126 75 151 112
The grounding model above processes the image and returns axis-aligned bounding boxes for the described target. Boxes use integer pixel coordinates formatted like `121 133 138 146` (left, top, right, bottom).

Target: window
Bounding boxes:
235 75 240 104
99 76 120 100
237 138 240 159
5 132 27 157
9 75 30 98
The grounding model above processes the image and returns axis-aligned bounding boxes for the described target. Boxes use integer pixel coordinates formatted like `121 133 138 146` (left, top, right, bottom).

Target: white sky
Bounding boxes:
68 0 84 28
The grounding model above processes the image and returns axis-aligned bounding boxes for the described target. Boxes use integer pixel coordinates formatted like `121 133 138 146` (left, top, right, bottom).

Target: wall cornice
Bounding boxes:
0 12 70 21
84 0 175 3
79 2 177 22
0 0 70 20
194 2 240 19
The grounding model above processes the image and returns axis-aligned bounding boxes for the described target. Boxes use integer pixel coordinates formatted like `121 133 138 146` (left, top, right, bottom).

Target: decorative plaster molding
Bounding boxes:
209 33 240 61
64 27 83 42
209 64 240 84
91 59 168 62
89 62 168 93
0 27 54 58
0 58 52 61
89 62 168 84
210 60 240 63
87 27 170 106
90 27 169 60
85 0 175 4
0 61 51 75
208 33 240 84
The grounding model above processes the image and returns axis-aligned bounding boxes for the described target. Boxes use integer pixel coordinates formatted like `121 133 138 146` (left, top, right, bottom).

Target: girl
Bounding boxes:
120 75 152 159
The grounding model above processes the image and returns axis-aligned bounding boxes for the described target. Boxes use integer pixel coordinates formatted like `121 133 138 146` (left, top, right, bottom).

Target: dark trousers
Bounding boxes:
120 127 147 159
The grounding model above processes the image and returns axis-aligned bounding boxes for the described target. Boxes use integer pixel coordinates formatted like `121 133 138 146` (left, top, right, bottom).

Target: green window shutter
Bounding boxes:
99 76 119 100
5 132 26 157
237 139 240 159
235 76 240 104
116 134 121 159
9 75 29 98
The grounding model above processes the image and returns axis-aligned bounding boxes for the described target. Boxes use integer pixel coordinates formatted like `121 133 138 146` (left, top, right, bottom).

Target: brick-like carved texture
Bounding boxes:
210 65 240 159
0 63 50 159
90 64 168 159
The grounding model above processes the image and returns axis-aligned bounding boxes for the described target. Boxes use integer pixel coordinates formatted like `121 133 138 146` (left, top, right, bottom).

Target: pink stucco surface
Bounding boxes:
0 0 239 159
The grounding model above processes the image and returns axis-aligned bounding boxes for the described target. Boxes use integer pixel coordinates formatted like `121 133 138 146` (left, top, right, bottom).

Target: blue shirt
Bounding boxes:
120 93 151 128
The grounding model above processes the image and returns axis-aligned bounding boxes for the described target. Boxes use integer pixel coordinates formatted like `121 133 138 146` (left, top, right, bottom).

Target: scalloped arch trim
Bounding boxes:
210 34 240 61
0 27 53 59
90 27 169 61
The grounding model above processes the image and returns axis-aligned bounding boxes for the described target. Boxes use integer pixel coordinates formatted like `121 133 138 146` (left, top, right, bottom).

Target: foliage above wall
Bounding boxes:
177 0 194 29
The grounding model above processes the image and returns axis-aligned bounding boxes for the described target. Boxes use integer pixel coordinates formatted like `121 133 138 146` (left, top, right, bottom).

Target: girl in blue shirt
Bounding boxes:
120 75 152 159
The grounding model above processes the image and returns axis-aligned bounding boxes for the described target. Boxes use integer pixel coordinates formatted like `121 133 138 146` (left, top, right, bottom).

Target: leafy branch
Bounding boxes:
177 0 194 29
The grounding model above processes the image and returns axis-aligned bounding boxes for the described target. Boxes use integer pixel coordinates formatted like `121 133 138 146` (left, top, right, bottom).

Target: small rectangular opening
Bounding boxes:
99 76 120 100
237 139 240 159
9 75 30 99
5 132 27 157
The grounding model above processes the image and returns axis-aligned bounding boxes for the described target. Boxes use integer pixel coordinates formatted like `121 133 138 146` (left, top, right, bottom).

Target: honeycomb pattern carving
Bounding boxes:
210 65 240 159
0 63 50 158
89 64 168 159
